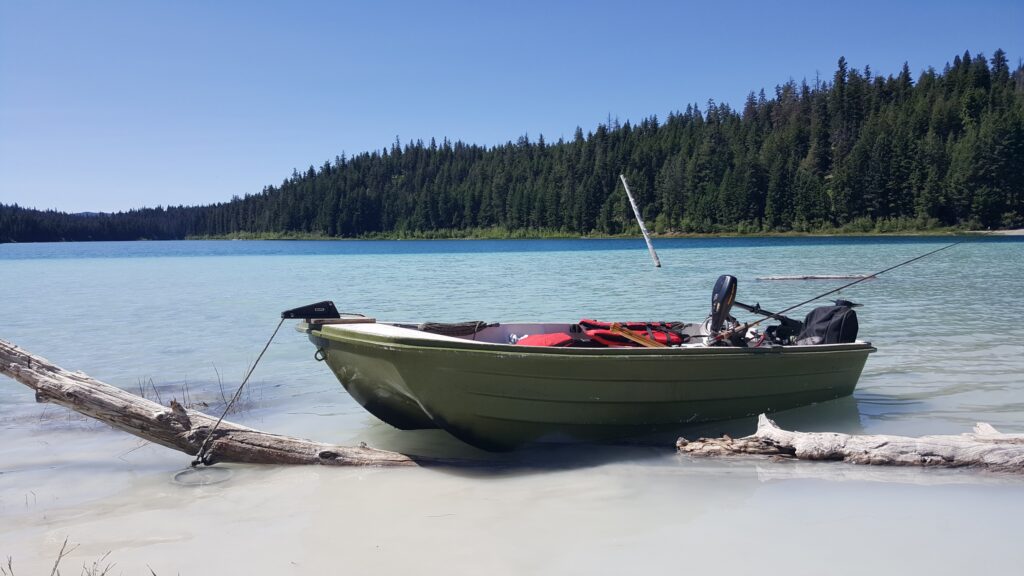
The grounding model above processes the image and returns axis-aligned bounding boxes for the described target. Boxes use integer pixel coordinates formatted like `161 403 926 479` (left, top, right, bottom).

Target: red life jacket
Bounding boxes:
512 320 690 348
579 319 687 347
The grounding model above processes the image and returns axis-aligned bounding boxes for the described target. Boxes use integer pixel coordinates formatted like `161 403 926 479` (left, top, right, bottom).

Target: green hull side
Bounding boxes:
309 328 874 450
318 337 438 430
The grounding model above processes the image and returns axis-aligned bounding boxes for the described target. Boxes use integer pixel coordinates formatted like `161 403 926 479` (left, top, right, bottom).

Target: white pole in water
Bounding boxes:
619 174 662 268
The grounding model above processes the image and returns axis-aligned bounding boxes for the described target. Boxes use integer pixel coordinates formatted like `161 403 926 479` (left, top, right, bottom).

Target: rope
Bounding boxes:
191 318 285 467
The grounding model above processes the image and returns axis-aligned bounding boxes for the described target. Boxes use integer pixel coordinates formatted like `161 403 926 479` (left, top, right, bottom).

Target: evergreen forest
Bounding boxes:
3 49 1023 243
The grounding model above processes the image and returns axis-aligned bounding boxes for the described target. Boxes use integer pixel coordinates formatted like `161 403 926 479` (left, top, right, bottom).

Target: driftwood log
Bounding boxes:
678 414 1024 474
0 338 443 467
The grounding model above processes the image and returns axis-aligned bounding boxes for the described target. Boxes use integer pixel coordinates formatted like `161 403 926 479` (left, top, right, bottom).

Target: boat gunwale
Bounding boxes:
306 323 877 357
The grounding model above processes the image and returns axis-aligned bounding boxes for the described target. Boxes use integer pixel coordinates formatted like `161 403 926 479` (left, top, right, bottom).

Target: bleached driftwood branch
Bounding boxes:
678 414 1024 473
0 338 450 467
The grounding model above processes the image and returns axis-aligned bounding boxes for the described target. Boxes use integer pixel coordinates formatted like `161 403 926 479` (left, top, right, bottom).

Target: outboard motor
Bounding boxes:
709 275 738 333
794 300 861 345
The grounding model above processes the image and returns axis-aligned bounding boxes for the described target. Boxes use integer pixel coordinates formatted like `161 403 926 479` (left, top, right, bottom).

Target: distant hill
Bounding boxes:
2 49 1022 243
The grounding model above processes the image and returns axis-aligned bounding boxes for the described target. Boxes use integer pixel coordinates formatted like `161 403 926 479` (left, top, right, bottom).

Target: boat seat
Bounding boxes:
418 321 496 337
515 333 575 347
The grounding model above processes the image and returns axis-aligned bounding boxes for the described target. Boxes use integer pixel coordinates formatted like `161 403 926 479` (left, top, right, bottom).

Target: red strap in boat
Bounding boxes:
652 330 684 345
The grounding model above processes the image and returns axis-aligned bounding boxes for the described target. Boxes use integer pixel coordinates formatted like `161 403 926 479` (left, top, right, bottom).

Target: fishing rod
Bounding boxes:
711 238 969 343
733 300 802 328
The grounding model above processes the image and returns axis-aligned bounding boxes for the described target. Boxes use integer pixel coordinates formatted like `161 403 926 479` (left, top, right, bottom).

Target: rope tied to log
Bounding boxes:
192 318 285 467
1 337 431 466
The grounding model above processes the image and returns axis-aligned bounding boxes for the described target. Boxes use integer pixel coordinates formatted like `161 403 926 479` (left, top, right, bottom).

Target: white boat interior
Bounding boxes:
313 318 736 348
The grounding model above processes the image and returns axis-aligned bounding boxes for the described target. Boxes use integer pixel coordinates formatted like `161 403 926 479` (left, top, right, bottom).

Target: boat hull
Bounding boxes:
306 323 874 450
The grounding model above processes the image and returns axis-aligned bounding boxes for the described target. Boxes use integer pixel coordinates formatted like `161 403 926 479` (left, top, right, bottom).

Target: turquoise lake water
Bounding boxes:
2 237 1023 575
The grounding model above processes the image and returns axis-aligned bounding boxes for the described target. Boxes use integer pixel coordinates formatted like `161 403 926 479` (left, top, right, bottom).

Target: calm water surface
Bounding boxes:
2 237 1023 575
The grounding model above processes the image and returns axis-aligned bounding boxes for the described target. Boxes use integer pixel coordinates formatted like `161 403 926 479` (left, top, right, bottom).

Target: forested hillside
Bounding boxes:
3 49 1022 243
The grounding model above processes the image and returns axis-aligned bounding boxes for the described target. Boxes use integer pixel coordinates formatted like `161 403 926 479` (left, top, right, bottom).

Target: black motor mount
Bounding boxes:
734 300 804 345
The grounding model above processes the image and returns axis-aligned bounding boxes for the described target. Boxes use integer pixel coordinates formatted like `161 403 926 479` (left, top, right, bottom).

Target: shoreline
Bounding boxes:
3 229 1021 245
188 228 1018 242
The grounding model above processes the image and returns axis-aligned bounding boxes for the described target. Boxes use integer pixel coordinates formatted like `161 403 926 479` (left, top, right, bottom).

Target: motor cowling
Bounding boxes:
709 275 738 333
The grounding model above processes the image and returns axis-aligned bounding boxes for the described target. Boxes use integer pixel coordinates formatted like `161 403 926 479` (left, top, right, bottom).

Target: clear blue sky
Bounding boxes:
2 0 1021 213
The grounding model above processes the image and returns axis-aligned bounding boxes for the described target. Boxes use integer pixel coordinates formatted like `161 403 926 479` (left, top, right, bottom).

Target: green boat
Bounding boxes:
290 278 874 451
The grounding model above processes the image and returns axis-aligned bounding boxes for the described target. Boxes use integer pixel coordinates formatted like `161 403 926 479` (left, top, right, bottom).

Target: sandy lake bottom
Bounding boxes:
4 425 1024 575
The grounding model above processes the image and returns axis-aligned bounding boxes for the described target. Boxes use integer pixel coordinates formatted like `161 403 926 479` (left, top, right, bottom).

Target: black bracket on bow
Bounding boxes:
281 301 341 320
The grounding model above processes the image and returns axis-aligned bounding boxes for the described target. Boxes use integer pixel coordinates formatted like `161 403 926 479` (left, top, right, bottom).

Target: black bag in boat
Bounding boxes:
795 305 858 345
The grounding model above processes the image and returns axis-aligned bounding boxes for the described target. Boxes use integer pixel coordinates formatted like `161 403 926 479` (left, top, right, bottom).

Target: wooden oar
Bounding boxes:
608 323 667 348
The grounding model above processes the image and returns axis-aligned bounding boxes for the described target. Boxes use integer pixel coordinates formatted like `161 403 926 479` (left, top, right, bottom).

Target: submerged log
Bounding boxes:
0 338 443 467
756 274 874 281
678 414 1024 474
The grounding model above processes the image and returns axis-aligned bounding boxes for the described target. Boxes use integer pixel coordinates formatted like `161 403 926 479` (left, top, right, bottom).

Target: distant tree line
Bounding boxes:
2 49 1022 243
